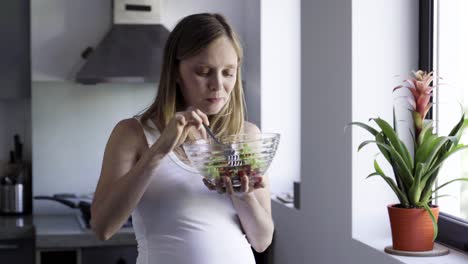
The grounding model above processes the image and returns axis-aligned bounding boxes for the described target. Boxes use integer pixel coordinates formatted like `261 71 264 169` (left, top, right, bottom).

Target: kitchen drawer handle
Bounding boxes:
0 243 19 250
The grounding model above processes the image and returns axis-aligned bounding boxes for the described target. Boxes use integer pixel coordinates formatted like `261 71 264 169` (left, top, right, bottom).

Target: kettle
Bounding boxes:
0 181 24 214
0 169 25 214
0 134 30 215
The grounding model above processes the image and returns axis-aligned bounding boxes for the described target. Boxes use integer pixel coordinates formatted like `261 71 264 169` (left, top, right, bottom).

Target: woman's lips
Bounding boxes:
206 98 223 104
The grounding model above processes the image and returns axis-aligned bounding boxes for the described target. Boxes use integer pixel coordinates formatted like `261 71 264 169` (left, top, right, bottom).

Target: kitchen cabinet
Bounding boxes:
0 0 31 99
34 214 137 264
0 226 35 264
0 237 35 264
37 245 137 264
81 246 137 264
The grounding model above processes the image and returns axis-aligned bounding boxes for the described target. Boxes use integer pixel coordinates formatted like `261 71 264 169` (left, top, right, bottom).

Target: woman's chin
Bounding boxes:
204 109 221 115
203 106 224 116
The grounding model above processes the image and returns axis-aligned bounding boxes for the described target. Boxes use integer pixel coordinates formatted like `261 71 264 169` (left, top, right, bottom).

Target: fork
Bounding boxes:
202 124 241 166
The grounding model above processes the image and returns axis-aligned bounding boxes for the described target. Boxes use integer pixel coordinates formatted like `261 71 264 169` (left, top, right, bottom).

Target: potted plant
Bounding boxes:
351 70 468 252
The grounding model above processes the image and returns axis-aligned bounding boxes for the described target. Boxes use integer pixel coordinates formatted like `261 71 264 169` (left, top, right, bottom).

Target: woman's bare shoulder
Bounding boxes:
243 121 261 135
108 118 147 151
112 118 142 137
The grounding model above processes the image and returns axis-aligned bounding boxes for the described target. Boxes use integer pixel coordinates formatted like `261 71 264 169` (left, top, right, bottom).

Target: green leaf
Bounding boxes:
417 120 434 146
419 136 458 166
420 145 468 201
348 122 379 136
415 134 439 164
447 114 465 151
408 163 427 204
393 170 406 195
432 177 468 194
421 203 438 241
448 113 465 138
463 118 468 128
358 140 414 189
375 132 392 163
371 118 413 171
420 168 441 203
427 194 451 203
367 172 409 206
374 159 409 206
400 138 414 170
376 132 406 192
421 145 468 186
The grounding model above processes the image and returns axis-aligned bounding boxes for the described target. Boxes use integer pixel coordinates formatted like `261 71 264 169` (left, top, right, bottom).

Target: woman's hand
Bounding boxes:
153 108 209 154
202 175 265 198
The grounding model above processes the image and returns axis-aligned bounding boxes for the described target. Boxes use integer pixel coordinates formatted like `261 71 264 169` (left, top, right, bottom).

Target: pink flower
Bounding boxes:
394 70 434 137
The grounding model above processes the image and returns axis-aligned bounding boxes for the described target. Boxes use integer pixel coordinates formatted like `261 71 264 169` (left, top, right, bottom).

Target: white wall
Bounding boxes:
261 0 301 195
32 82 155 214
270 0 417 263
352 0 419 242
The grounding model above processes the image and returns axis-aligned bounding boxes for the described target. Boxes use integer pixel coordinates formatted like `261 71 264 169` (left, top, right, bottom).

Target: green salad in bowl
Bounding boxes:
183 133 280 188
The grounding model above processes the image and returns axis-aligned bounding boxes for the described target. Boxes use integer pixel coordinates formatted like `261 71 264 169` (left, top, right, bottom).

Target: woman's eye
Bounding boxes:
223 71 235 77
196 68 210 76
197 72 210 77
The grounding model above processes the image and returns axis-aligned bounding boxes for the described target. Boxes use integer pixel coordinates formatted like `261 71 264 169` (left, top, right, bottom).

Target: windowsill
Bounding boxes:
354 233 468 264
271 194 297 210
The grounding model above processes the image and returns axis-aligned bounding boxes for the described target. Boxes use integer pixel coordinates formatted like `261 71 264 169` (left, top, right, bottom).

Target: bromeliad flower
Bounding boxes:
349 70 468 242
394 70 435 138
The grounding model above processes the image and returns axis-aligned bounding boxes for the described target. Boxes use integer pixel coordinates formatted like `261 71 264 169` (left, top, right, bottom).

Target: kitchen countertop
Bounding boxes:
34 214 136 249
0 214 136 249
0 214 35 240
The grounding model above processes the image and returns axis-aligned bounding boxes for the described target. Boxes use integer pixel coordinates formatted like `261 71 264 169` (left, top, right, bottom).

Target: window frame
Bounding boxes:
420 0 468 253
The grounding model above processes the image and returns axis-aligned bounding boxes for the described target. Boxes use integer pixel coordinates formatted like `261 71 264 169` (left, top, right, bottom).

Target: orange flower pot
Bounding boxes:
387 204 439 251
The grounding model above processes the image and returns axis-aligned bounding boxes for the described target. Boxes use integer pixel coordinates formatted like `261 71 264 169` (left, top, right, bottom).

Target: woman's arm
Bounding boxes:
230 175 274 252
91 110 209 240
90 119 168 240
230 122 274 252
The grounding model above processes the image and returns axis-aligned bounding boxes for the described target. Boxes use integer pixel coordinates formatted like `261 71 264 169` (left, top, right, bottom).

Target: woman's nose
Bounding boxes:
208 74 223 91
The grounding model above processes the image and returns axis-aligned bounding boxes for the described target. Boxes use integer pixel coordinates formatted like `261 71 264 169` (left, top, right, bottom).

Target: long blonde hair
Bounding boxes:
141 13 245 139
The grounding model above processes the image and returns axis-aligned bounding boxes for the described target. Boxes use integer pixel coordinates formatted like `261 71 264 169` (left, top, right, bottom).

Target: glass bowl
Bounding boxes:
183 133 280 188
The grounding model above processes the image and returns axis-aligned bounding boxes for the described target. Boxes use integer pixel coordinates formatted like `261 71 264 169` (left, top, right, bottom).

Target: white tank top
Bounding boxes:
131 116 255 264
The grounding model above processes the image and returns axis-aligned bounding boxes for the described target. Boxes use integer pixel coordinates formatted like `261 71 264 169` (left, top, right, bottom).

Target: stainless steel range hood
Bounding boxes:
76 0 169 84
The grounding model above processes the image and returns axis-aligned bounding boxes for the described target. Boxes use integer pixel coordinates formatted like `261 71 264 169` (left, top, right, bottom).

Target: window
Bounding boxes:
422 0 468 252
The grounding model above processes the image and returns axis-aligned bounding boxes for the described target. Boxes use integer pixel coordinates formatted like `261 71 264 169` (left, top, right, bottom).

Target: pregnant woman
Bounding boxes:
90 13 274 264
